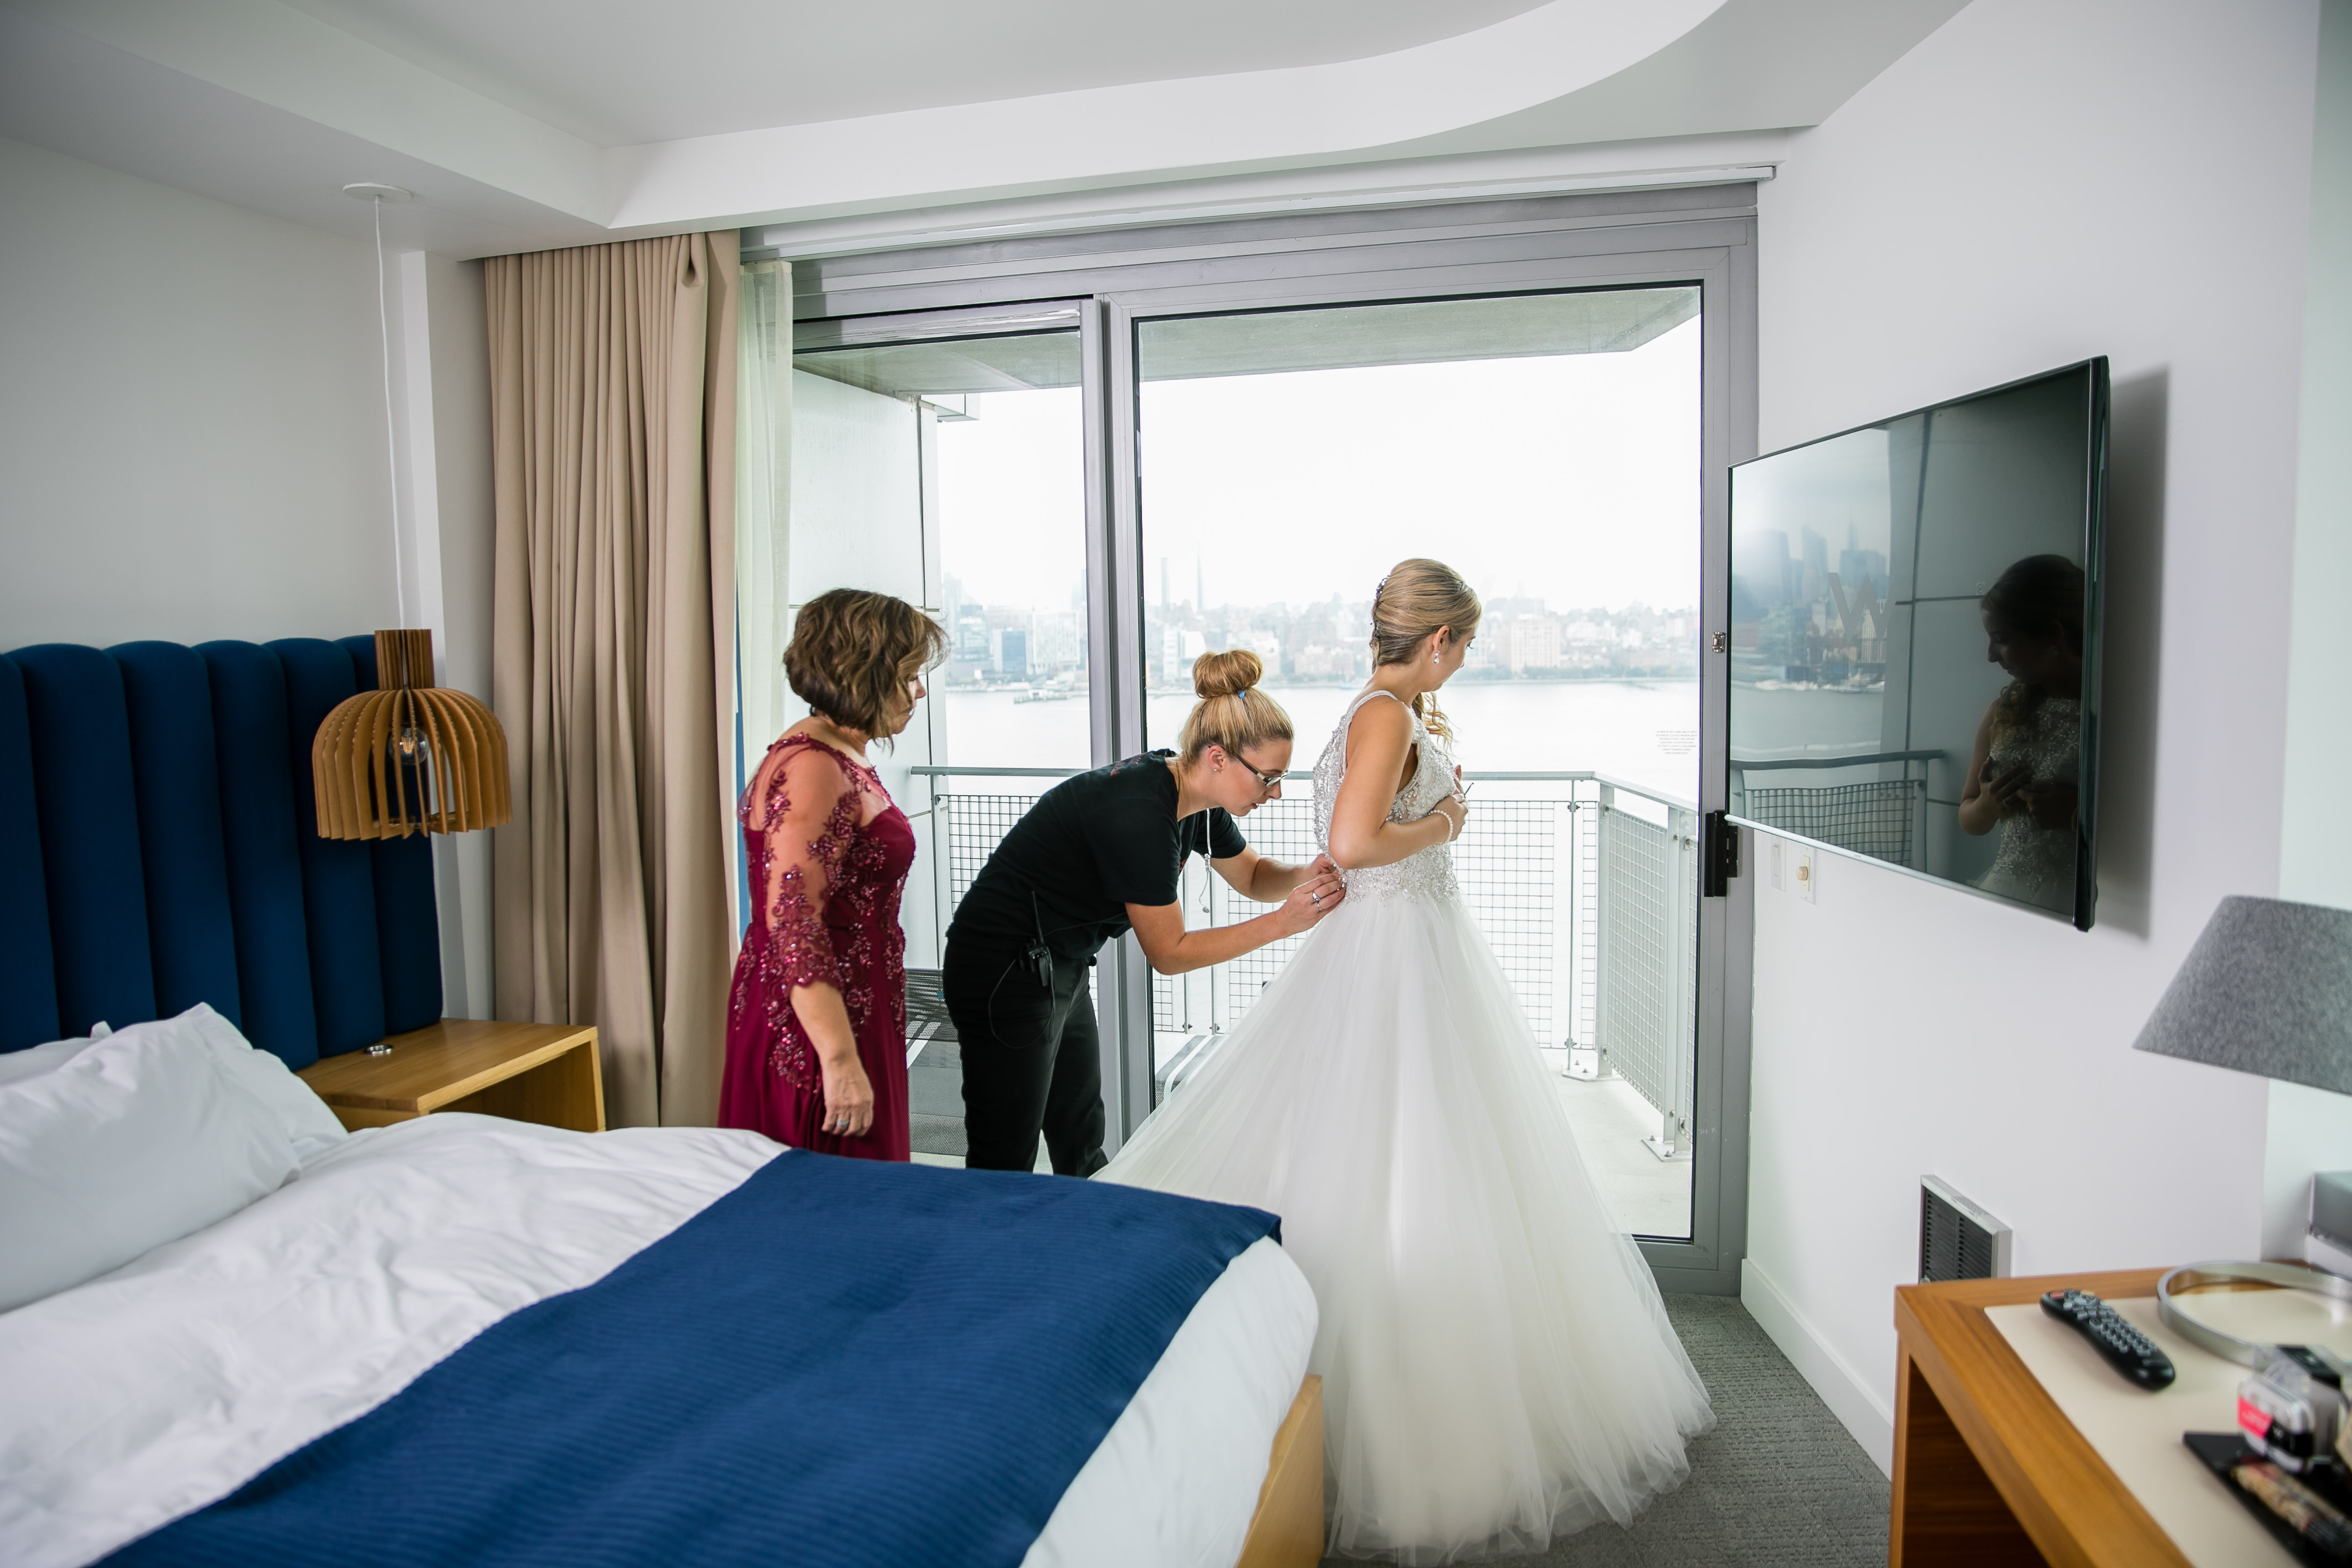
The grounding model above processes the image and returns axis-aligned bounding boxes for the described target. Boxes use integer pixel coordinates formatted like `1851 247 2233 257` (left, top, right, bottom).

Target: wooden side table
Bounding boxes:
297 1020 605 1134
1893 1267 2185 1568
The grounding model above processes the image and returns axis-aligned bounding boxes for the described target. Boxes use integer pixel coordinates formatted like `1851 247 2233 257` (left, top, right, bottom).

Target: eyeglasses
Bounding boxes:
1232 755 1285 796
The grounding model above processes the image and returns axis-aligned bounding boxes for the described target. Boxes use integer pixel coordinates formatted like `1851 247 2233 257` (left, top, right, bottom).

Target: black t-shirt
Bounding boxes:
947 750 1248 966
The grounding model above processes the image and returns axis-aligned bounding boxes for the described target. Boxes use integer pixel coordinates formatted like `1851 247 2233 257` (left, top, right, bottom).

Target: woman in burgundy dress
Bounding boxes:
719 588 945 1159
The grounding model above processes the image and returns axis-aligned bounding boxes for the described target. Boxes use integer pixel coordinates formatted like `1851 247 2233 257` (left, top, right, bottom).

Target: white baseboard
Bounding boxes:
1740 1257 1895 1477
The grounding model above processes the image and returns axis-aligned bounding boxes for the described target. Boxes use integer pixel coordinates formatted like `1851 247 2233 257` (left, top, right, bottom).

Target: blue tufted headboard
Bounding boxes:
0 637 442 1066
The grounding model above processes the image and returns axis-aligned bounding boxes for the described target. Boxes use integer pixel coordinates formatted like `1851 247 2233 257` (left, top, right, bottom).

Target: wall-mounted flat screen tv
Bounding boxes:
1728 359 2108 929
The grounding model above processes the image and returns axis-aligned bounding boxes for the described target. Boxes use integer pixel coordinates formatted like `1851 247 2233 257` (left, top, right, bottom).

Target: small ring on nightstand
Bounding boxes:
2156 1260 2352 1365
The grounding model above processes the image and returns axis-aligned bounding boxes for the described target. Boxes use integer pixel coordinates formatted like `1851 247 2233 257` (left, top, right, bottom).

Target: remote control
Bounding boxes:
2041 1289 2176 1390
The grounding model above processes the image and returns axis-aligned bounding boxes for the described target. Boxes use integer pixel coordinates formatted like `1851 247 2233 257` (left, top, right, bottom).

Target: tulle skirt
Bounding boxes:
1099 889 1715 1563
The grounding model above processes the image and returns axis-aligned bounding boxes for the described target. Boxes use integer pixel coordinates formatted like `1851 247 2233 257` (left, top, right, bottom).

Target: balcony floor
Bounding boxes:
1539 1050 1694 1240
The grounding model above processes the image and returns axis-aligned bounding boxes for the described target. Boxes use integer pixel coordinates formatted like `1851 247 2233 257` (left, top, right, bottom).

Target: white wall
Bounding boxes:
784 368 949 966
0 134 395 646
0 133 499 1022
392 251 497 1020
2266 0 2352 1258
1742 0 2323 1472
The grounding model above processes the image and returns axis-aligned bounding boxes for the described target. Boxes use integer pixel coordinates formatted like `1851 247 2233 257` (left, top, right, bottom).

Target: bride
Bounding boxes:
1099 559 1714 1562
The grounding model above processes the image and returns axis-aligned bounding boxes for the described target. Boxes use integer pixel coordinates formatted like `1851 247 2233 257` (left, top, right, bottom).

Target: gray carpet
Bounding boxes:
1321 1294 1889 1568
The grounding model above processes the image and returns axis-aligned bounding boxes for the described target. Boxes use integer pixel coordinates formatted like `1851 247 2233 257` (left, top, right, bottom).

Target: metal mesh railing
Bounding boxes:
1455 802 1561 1044
1741 779 1921 866
1203 798 1320 1029
943 794 1045 904
922 770 1698 1130
1595 799 1697 1152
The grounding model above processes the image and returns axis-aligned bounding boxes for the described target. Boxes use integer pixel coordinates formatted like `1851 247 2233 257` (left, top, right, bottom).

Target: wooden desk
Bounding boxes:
1893 1267 2187 1568
297 1021 605 1134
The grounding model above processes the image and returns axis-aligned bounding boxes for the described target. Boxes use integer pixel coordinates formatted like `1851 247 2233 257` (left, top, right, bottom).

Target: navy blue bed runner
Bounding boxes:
107 1153 1280 1568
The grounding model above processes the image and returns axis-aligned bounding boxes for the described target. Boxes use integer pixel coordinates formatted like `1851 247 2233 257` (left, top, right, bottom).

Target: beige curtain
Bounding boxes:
486 232 740 1128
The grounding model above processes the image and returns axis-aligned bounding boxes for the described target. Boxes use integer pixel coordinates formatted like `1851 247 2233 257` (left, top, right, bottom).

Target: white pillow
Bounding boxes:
0 1023 301 1313
0 1028 105 1088
0 1009 350 1153
178 1005 350 1153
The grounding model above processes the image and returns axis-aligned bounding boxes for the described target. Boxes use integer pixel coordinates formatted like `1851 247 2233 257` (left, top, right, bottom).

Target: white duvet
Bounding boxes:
0 1115 1316 1568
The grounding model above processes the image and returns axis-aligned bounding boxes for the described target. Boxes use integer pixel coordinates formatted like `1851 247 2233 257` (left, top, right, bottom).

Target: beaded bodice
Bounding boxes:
1313 689 1460 903
1985 694 2080 897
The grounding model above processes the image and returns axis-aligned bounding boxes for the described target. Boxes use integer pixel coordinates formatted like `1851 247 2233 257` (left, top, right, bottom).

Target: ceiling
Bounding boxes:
274 0 1557 147
0 0 1971 259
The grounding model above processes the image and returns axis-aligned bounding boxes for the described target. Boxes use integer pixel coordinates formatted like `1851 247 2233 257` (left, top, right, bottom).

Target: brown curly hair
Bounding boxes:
784 588 946 742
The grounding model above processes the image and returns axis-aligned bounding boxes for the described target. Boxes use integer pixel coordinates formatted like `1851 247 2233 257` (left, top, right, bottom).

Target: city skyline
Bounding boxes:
940 571 1697 687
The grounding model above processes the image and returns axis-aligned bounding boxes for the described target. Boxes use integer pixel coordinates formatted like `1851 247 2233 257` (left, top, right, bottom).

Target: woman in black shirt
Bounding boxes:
944 650 1344 1175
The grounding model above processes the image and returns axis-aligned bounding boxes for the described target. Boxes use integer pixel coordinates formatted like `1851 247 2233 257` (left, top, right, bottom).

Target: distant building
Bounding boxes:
954 611 989 662
1028 611 1081 672
1233 627 1281 670
991 628 1029 677
1294 642 1363 679
1504 614 1563 674
1161 625 1205 683
1838 546 1888 599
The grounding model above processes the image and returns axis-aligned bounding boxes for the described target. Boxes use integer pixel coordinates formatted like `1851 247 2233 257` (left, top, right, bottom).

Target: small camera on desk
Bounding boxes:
2240 1348 2351 1474
2183 1347 2352 1562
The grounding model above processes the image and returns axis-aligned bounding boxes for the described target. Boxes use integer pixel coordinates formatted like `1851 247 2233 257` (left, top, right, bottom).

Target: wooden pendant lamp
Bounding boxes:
312 629 511 840
313 185 510 845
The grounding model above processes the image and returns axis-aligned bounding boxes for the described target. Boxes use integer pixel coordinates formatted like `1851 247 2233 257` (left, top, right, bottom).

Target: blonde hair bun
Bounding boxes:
1176 648 1292 764
1192 648 1262 700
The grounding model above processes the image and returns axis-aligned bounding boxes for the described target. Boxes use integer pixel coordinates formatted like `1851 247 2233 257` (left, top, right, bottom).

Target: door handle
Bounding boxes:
1702 810 1740 898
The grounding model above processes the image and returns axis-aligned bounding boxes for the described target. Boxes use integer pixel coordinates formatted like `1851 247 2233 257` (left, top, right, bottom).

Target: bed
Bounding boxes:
0 640 1324 1568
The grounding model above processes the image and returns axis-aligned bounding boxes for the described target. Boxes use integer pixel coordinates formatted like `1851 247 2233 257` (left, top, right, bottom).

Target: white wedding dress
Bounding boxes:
1099 690 1714 1563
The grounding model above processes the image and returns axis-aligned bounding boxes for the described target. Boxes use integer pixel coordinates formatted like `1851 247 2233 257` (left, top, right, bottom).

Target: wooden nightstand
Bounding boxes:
297 1021 606 1134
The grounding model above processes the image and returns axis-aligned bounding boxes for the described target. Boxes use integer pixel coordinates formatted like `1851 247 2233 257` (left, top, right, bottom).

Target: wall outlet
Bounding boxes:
1769 838 1785 891
1795 849 1816 903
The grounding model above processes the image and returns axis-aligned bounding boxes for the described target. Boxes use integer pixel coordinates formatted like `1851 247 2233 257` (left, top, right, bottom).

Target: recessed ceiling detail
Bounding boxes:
0 0 1967 257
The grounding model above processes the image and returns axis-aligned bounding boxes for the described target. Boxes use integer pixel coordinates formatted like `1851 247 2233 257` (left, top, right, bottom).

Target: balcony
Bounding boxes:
905 765 1701 1238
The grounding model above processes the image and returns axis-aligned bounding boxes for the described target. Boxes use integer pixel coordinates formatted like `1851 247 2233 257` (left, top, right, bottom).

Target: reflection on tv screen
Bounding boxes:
1728 360 2107 929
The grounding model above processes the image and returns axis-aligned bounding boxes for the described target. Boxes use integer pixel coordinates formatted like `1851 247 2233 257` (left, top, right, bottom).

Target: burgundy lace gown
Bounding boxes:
719 733 916 1160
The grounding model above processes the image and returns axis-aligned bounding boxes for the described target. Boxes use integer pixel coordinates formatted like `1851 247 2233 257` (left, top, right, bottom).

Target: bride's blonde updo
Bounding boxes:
1370 558 1482 741
1176 649 1294 765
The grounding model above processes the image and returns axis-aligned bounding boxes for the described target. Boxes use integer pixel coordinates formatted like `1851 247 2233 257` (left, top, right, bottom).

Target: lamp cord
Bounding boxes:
371 194 406 629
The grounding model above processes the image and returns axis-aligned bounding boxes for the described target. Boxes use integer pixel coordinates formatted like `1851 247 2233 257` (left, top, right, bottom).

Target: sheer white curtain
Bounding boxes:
731 260 794 935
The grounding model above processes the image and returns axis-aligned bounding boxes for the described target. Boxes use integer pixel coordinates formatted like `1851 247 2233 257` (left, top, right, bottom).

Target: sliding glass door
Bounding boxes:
786 307 1096 1164
1128 289 1705 1239
773 184 1755 1288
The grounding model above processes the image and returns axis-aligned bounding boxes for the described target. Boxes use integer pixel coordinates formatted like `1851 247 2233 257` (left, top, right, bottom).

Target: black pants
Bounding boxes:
942 936 1107 1177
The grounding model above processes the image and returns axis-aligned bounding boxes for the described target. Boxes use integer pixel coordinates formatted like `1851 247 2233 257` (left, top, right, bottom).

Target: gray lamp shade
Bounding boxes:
2134 896 2352 1094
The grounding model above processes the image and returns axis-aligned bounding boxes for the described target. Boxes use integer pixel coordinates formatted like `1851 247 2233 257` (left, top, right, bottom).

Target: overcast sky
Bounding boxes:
936 315 1701 616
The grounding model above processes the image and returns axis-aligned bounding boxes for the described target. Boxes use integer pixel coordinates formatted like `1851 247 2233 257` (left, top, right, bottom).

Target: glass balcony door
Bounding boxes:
1124 289 1705 1240
774 183 1756 1287
786 305 1101 1167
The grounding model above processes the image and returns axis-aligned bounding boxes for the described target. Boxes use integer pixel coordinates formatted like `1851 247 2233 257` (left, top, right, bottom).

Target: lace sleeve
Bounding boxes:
756 742 862 992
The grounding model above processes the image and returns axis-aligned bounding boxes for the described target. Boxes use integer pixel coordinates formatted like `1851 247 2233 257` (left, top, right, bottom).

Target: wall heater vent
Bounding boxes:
1920 1176 2012 1282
